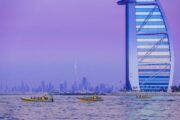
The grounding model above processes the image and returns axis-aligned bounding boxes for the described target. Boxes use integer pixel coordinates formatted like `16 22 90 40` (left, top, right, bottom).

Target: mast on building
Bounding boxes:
117 0 174 92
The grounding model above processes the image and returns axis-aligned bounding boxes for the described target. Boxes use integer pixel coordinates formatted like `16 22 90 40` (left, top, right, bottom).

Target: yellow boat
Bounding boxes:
21 95 54 102
77 95 103 102
136 95 152 99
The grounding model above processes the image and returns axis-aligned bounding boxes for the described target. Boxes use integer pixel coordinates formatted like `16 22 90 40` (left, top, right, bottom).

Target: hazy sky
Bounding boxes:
0 0 179 88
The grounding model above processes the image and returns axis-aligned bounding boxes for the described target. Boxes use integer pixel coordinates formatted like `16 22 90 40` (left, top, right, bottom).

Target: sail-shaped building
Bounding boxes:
118 0 174 92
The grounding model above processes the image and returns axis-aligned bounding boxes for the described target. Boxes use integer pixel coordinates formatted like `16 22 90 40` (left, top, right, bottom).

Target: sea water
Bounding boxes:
0 95 179 120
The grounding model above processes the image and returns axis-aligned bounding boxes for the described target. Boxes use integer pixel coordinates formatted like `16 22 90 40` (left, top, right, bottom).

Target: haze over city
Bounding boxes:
0 0 180 90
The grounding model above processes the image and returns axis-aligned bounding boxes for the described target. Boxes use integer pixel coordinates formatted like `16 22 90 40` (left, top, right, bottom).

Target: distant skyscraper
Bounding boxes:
118 0 174 92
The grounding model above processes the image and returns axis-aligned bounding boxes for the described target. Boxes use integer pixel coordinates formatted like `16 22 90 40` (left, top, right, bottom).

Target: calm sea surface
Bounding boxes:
0 95 180 120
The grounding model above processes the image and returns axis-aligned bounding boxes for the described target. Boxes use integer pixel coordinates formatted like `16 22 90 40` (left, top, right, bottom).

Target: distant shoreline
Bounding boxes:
107 92 180 96
1 92 180 96
0 93 105 96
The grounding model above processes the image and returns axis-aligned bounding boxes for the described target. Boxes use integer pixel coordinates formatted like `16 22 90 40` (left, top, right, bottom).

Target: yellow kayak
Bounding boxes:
77 96 103 102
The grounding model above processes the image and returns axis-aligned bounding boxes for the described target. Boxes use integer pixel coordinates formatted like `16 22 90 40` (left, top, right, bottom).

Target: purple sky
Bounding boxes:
0 0 179 88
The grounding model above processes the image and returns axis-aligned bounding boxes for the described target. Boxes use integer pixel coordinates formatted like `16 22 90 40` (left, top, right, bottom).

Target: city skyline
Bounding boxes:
0 0 180 88
0 77 118 93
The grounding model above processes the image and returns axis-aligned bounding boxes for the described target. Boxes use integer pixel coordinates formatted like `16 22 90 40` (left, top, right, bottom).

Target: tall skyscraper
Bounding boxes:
118 0 174 92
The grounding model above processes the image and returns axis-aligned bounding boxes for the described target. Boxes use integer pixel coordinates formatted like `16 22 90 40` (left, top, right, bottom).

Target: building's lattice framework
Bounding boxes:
118 0 174 92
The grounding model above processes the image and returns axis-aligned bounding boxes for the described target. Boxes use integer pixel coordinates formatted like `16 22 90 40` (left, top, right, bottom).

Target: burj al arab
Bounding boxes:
118 0 174 92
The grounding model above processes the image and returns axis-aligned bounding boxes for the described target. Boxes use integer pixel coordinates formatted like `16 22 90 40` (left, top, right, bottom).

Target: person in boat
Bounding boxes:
44 96 48 100
31 97 35 99
42 96 44 101
93 95 97 99
137 94 149 99
92 95 101 100
136 94 142 98
50 95 54 102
